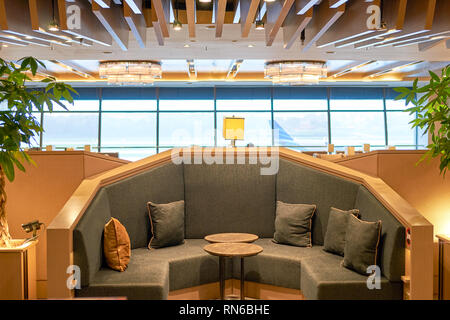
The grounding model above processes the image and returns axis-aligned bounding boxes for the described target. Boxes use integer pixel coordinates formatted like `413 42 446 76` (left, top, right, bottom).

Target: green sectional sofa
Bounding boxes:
73 158 404 300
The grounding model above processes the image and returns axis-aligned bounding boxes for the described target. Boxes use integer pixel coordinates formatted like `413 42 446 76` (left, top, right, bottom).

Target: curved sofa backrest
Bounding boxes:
183 163 276 238
73 163 184 286
73 189 111 287
277 159 360 245
277 159 404 281
353 186 405 281
102 163 184 249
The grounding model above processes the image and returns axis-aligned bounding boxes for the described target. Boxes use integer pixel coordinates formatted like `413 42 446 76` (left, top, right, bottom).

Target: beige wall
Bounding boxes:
4 151 129 298
335 150 450 299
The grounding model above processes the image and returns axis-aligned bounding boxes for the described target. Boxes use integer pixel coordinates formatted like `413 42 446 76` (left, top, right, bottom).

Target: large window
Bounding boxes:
29 86 423 161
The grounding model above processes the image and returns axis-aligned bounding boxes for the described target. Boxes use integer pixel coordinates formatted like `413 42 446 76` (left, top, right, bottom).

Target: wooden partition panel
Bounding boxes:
5 151 129 298
334 150 449 299
46 148 433 299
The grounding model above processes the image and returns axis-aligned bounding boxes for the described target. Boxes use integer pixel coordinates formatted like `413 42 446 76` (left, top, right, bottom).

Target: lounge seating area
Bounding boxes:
72 150 406 300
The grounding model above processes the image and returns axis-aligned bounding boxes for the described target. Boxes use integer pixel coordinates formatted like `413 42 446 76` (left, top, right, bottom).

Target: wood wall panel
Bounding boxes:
5 151 128 298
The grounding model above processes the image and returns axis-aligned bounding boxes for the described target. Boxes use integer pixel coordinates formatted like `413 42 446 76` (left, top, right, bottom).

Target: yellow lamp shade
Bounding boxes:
223 117 245 140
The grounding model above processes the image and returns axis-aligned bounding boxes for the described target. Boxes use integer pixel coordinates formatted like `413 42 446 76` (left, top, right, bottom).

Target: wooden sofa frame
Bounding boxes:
46 147 433 299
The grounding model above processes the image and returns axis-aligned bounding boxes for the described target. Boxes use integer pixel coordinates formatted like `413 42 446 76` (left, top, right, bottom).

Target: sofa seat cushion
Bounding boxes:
233 239 325 290
144 239 233 291
301 252 403 300
76 250 170 300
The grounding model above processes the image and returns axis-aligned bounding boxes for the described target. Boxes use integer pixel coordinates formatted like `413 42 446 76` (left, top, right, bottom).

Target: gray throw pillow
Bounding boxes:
343 214 382 275
273 201 316 247
147 200 185 249
323 207 360 256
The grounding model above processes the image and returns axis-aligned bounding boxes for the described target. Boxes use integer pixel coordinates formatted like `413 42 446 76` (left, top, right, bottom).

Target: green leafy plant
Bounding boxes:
0 57 76 247
395 65 450 175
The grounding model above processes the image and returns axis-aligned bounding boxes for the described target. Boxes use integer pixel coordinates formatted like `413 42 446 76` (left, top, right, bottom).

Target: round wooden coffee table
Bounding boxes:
204 233 259 244
204 243 263 300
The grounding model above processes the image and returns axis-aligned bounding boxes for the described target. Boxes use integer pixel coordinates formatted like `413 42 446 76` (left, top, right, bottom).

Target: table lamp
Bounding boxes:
223 116 244 147
363 143 370 153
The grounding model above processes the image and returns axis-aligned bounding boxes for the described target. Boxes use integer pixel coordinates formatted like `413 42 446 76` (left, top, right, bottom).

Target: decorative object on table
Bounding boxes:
273 201 316 247
345 146 355 156
84 145 91 152
327 143 335 154
21 220 44 244
264 60 327 85
223 116 245 147
65 147 74 151
45 145 54 151
363 144 371 153
103 218 131 272
388 146 396 150
343 214 382 275
323 207 360 256
203 242 263 300
147 200 185 249
0 56 76 249
395 65 449 175
204 233 258 244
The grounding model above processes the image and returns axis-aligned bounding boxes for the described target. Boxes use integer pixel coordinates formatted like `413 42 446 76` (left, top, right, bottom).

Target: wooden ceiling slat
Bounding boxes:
316 0 381 48
124 1 146 48
240 0 260 38
93 1 111 8
282 6 313 49
124 0 143 14
265 0 295 46
334 0 407 48
302 0 345 51
92 1 129 51
150 4 164 45
215 0 227 37
56 0 112 46
185 0 196 38
152 0 170 38
295 0 319 15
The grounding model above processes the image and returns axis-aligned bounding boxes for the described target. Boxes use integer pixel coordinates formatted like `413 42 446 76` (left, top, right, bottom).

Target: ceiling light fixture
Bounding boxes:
99 60 162 85
264 0 276 2
264 60 327 85
248 44 254 47
173 0 182 31
199 0 212 2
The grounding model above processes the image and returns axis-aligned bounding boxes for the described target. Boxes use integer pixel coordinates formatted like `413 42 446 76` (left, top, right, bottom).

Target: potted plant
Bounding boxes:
395 65 450 175
0 57 76 247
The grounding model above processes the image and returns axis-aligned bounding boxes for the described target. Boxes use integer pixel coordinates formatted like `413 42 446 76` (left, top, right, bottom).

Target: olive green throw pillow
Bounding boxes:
343 214 382 275
273 201 316 247
147 200 185 249
323 207 360 256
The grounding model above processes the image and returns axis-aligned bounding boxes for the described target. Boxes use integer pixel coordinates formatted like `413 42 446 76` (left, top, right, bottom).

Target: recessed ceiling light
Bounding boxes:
248 44 254 48
25 35 34 40
2 44 8 48
184 44 190 48
48 20 59 32
255 20 264 30
199 0 211 2
173 20 182 31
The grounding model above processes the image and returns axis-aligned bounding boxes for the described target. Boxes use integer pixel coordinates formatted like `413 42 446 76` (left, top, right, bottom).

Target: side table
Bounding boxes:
204 242 263 300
